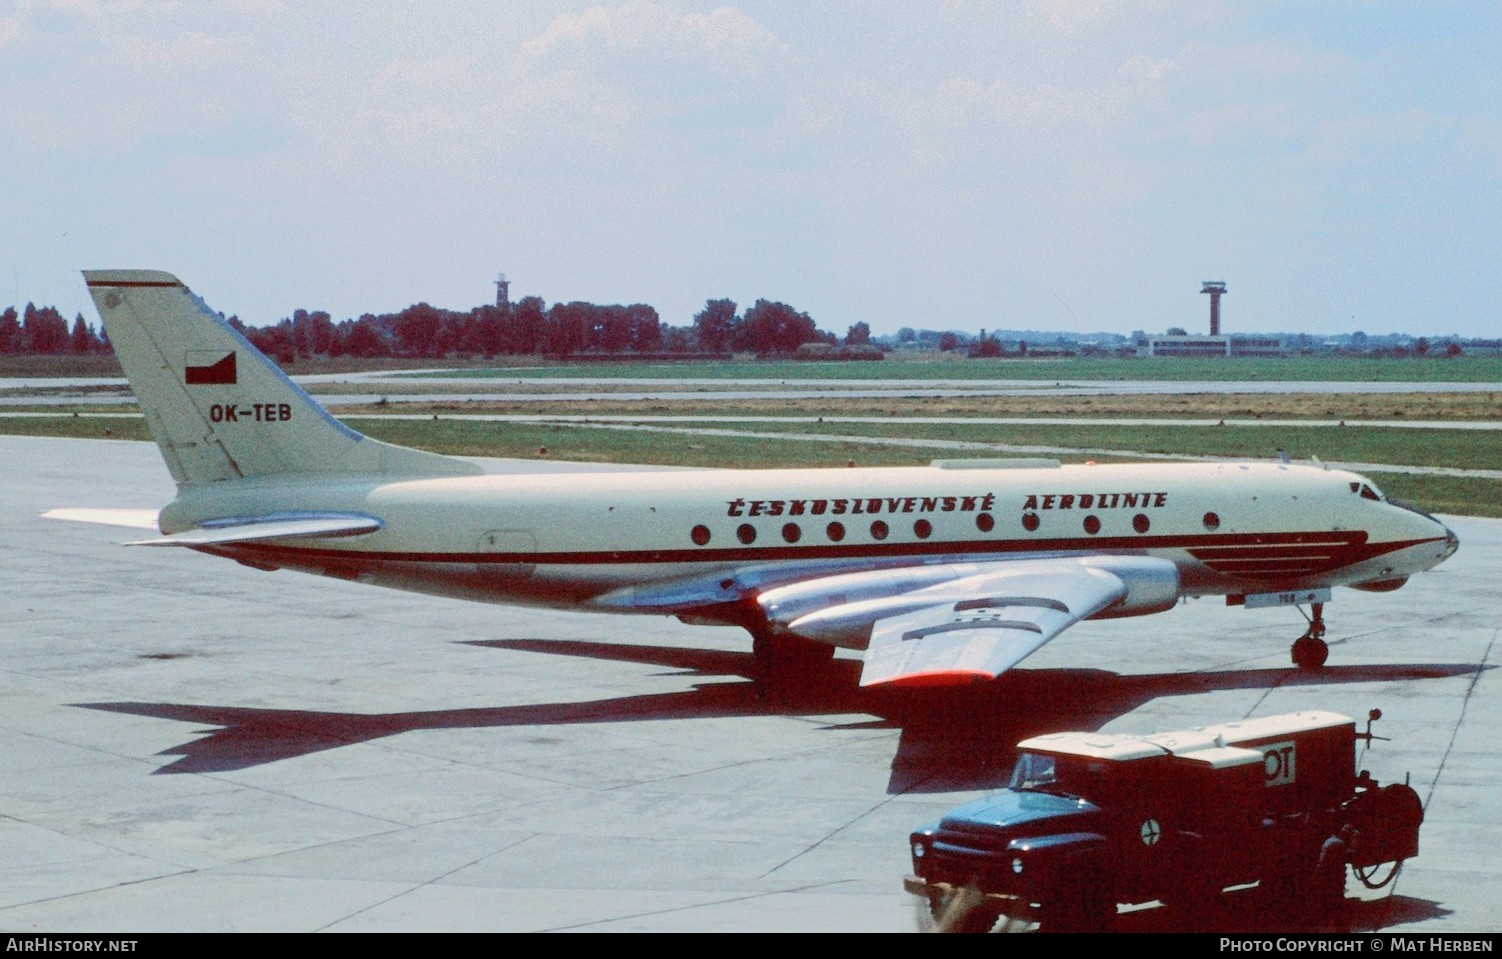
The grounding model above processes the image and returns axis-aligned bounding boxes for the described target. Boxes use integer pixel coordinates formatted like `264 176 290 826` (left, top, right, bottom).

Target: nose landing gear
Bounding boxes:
1291 602 1329 669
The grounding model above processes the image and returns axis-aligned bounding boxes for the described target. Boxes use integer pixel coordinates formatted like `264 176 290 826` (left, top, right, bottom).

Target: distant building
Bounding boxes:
1135 278 1284 355
1139 334 1285 358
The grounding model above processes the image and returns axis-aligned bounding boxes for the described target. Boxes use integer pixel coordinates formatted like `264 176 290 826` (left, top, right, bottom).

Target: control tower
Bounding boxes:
1201 281 1227 335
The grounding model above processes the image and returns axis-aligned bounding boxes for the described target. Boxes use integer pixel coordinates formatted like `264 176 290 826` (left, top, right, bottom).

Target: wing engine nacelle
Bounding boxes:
758 563 998 637
1077 556 1180 620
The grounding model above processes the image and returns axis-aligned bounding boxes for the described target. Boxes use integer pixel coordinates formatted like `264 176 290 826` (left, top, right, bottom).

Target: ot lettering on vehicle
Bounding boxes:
1262 740 1297 787
209 403 292 423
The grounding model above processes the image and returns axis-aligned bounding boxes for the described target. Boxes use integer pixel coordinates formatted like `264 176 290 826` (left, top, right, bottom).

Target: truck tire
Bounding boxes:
1047 867 1112 933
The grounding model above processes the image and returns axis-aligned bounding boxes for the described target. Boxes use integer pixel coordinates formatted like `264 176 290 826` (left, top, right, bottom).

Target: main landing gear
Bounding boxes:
751 627 835 698
1291 602 1329 670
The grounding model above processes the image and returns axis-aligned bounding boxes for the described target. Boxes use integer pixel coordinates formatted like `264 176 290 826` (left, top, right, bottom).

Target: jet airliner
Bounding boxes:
55 271 1458 688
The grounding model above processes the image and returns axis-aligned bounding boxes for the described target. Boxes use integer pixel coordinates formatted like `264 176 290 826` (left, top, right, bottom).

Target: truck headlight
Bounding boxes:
912 841 926 858
1011 857 1024 874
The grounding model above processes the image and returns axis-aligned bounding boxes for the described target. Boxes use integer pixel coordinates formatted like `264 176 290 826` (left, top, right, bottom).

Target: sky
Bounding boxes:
3 1 1500 339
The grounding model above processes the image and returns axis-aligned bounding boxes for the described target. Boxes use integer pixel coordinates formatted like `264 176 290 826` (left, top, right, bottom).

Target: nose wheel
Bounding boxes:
1291 602 1329 669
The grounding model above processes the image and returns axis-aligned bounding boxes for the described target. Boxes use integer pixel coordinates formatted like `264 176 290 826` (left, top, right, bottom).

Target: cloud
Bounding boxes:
519 1 785 79
1020 0 1134 34
0 2 278 153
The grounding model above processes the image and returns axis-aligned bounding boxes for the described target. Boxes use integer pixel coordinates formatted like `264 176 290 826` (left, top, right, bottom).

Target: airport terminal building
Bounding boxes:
1138 334 1286 357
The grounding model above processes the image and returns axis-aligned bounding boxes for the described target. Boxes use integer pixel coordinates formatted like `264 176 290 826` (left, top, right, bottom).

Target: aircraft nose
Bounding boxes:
1442 523 1459 561
1391 498 1459 565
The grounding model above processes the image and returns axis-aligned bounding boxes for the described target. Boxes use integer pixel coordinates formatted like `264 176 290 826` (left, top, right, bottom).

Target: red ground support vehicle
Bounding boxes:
905 709 1423 932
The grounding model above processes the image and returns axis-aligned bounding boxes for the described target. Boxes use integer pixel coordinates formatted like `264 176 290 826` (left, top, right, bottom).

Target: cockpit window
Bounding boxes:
1349 481 1384 501
1009 752 1057 792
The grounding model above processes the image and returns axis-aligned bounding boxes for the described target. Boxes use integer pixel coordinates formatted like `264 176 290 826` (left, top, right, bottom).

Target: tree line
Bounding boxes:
0 304 110 355
0 294 873 362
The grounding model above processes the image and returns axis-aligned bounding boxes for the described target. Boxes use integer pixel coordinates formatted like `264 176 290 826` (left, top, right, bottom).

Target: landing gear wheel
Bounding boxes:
1292 634 1329 669
751 630 835 698
1291 602 1329 670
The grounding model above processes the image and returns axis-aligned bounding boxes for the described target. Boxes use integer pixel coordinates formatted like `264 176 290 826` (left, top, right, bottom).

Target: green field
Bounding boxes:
407 354 1502 383
720 419 1500 471
7 352 1502 384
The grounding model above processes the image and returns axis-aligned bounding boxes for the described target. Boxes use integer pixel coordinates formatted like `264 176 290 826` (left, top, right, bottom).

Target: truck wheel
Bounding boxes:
1310 855 1349 919
1047 871 1112 933
1049 898 1111 933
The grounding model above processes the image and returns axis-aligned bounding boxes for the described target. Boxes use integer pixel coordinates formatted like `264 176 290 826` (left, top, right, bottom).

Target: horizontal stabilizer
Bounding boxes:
43 508 161 530
127 512 382 547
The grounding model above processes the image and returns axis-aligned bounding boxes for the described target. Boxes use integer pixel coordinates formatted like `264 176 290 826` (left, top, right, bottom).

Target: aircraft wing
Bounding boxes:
770 557 1177 688
852 569 1126 687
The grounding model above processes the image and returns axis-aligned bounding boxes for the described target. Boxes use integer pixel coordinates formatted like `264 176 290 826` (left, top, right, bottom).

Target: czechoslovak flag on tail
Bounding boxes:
185 351 236 385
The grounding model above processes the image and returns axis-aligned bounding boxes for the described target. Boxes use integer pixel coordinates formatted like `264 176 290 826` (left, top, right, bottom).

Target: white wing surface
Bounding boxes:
768 557 1178 688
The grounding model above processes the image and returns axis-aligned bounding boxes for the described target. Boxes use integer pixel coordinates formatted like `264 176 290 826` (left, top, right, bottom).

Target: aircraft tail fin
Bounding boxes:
84 270 482 485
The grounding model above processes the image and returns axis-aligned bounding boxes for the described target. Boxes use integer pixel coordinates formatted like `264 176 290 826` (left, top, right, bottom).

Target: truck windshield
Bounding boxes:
1010 752 1059 792
1010 751 1109 799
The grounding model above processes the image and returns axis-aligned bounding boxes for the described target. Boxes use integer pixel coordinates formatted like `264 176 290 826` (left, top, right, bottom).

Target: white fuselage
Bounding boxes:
160 459 1456 631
